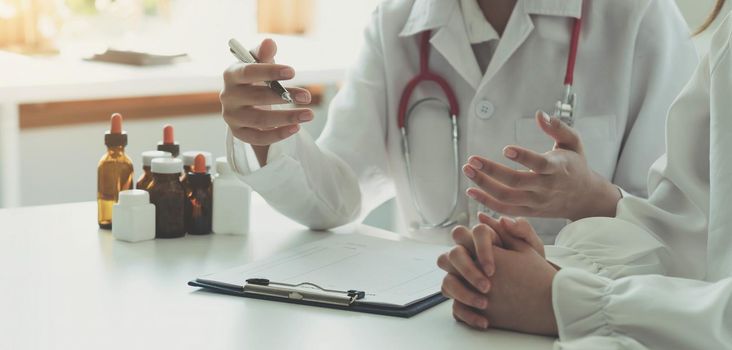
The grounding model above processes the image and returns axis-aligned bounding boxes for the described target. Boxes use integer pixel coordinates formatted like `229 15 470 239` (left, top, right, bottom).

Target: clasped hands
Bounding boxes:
437 214 560 336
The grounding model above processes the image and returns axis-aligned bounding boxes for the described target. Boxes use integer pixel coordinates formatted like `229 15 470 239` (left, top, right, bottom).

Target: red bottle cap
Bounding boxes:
110 113 123 134
194 154 207 174
163 125 175 144
105 113 127 147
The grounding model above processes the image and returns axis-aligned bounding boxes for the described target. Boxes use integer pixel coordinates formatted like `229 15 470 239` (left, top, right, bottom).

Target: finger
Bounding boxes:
452 301 490 330
463 164 537 205
504 217 545 257
466 188 536 217
221 86 312 107
497 217 533 252
223 63 296 85
536 110 584 154
436 253 459 274
466 156 539 189
477 212 502 237
224 107 313 130
441 274 489 309
502 146 554 175
472 224 498 277
251 38 278 63
450 226 476 256
447 246 491 293
230 124 300 146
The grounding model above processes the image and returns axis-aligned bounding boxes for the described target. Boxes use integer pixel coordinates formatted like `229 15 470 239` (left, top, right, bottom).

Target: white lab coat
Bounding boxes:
227 0 698 243
546 12 732 350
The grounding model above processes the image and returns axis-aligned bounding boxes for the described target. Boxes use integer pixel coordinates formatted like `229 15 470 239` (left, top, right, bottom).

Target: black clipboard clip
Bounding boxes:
245 278 366 307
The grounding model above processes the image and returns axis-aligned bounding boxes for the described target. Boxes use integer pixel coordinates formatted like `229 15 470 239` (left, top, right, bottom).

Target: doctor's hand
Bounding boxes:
437 217 550 331
463 111 621 222
220 38 314 166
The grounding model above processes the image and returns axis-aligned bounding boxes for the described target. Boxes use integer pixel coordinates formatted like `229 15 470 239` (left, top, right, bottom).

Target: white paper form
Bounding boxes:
197 234 448 307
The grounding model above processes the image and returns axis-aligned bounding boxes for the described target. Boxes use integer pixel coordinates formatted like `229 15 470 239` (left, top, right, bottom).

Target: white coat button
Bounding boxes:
475 100 495 120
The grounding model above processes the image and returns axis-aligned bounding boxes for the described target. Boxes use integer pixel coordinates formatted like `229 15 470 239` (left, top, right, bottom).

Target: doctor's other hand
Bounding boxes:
220 38 313 166
463 111 621 222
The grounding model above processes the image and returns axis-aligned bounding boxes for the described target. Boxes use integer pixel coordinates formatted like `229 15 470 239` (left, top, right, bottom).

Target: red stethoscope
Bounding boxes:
398 17 583 229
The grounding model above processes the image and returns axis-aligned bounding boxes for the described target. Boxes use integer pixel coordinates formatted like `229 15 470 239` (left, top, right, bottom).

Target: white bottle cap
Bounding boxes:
141 150 172 167
182 151 212 167
117 189 150 206
151 158 183 174
216 157 233 175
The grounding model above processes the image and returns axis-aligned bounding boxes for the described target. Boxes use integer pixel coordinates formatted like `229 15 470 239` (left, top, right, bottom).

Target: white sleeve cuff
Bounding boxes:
547 217 667 279
226 127 297 175
552 268 613 341
225 127 301 194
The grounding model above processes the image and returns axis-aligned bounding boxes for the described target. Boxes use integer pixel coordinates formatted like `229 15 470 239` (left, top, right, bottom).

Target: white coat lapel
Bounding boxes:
399 0 481 89
480 2 534 86
479 0 583 87
430 7 483 90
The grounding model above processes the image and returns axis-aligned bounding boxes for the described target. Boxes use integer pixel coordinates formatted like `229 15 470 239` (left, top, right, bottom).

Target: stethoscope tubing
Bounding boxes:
398 12 583 229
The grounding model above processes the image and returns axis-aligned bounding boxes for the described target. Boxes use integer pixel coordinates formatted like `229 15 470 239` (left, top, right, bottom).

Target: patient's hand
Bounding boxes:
482 243 559 335
437 216 558 335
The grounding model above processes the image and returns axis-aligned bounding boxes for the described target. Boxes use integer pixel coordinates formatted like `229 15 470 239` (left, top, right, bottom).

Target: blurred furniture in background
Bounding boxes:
0 0 61 54
257 0 314 34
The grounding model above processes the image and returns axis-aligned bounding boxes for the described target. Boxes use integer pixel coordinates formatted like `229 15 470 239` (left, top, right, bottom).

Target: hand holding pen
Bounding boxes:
220 38 313 166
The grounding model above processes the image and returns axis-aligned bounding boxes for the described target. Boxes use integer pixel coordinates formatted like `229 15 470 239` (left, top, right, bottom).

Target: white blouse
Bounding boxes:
546 11 732 349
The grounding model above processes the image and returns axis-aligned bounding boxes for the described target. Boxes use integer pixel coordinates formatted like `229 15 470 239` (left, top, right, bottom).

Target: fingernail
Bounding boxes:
476 298 488 309
279 67 295 79
484 266 495 277
479 280 491 293
298 112 313 122
294 92 310 104
539 110 551 125
463 165 476 179
503 147 518 159
466 189 479 200
481 320 489 329
500 217 516 226
288 125 299 134
468 157 483 170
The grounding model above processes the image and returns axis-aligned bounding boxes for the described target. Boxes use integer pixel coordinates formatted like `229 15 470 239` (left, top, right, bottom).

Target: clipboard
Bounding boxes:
187 279 447 318
188 233 450 318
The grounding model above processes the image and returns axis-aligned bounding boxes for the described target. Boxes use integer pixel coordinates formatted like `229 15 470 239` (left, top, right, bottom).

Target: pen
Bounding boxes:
228 38 293 103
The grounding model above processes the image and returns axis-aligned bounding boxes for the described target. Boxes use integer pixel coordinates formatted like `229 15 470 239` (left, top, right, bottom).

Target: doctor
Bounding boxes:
220 0 697 242
439 3 732 348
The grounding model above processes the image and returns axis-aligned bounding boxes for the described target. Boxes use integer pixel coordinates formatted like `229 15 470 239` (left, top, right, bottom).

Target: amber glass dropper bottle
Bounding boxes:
157 124 180 158
97 113 134 229
185 154 213 235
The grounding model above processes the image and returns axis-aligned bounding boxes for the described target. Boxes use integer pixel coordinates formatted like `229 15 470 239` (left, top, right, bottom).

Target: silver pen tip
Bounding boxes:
282 91 293 104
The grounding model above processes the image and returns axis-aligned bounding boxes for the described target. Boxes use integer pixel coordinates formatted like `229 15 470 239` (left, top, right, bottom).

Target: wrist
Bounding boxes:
542 268 560 335
570 173 621 221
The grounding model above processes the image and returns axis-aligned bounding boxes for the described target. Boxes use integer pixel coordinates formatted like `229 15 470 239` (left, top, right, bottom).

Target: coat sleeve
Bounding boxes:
612 0 698 198
547 54 711 279
225 6 393 230
552 269 732 350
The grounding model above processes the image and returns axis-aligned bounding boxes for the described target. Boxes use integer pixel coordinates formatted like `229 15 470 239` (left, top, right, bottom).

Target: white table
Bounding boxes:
0 195 554 350
0 36 348 208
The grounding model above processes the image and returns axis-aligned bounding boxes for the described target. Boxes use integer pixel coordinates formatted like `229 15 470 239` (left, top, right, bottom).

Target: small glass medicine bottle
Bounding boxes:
185 154 213 235
181 151 212 189
97 113 134 229
157 124 180 158
148 158 186 238
136 151 172 190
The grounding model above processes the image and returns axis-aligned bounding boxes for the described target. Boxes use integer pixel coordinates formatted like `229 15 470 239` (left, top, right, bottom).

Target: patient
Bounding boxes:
438 1 732 348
